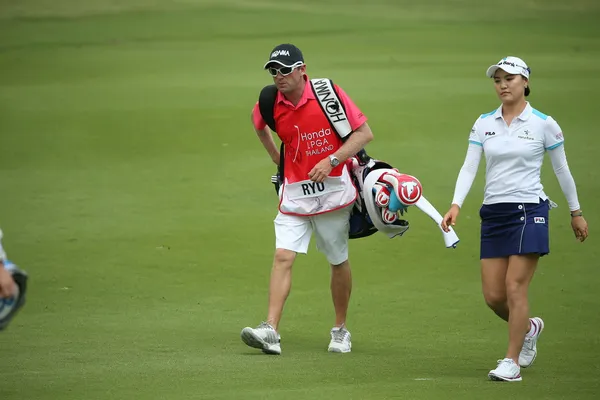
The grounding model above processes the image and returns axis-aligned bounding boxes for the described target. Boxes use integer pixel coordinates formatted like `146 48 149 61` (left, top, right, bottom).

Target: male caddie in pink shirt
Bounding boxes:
241 44 374 355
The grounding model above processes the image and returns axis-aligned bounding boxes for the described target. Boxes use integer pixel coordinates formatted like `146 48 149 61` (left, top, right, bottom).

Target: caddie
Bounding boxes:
241 43 374 355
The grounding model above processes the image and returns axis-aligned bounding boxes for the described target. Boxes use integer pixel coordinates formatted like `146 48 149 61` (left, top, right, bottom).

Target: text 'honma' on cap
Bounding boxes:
263 44 304 69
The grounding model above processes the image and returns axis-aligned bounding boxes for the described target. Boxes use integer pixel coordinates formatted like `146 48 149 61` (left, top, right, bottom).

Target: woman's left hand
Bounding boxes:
571 216 589 242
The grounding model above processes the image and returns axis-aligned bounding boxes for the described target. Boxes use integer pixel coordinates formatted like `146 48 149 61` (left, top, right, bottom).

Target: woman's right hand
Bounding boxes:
441 204 461 232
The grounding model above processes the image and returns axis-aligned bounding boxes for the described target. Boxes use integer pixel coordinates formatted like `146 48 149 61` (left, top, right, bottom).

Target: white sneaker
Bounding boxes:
328 325 352 353
488 358 522 382
519 317 544 368
240 322 281 355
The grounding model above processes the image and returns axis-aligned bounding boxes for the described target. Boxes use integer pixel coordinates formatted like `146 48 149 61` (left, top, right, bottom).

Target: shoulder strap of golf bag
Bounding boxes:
258 84 278 133
258 85 284 193
309 78 353 140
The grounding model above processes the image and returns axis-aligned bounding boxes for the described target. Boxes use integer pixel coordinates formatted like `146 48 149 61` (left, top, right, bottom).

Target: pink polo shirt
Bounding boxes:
251 76 368 216
251 77 367 132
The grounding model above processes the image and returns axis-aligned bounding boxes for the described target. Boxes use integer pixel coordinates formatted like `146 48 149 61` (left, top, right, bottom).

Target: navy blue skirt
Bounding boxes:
480 199 550 259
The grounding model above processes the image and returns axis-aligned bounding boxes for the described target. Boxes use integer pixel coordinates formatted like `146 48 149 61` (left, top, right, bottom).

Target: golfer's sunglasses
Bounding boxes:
267 62 304 77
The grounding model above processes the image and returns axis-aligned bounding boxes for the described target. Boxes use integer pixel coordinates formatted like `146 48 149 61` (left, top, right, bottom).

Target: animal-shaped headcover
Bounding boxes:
347 155 460 247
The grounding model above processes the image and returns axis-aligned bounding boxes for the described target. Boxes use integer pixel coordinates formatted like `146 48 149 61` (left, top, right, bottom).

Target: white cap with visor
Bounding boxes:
486 56 530 79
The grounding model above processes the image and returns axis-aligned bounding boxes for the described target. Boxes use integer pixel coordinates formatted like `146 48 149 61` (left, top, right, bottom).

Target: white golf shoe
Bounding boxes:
519 317 544 368
488 358 522 382
241 322 281 355
328 325 352 353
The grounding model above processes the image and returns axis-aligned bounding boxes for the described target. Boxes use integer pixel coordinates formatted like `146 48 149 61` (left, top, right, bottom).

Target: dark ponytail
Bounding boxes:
525 86 531 97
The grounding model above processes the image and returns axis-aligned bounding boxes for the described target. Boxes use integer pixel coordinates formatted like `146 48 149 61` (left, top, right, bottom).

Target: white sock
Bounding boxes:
527 318 538 337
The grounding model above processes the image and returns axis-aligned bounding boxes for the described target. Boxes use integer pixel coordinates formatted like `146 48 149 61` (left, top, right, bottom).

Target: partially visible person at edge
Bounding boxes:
441 56 589 382
0 228 17 299
240 44 374 355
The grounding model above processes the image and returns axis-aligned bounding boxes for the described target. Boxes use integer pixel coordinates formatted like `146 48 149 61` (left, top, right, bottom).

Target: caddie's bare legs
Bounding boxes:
240 248 295 355
327 259 353 353
330 259 352 328
266 248 296 331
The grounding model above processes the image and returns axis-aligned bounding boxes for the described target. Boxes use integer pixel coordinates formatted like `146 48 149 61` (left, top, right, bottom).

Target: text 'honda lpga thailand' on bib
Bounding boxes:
278 128 357 215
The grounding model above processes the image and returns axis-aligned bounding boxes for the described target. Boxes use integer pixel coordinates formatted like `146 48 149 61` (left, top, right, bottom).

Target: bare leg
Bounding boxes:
505 254 538 363
481 257 510 321
330 259 352 328
266 248 296 331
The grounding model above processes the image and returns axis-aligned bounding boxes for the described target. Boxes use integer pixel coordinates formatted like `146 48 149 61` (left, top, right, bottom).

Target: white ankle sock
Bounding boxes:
527 318 538 336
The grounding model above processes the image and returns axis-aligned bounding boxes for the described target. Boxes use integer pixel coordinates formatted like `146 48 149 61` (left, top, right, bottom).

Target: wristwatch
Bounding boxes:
329 155 340 167
570 210 583 217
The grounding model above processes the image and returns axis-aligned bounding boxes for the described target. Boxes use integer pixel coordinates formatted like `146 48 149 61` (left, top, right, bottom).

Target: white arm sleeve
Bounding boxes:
451 143 483 207
548 144 581 211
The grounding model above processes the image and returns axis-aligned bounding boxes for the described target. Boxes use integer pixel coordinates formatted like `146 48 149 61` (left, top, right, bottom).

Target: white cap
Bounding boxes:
486 56 530 79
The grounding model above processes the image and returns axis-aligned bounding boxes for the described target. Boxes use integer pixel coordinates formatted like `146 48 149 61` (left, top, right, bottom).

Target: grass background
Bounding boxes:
0 0 599 399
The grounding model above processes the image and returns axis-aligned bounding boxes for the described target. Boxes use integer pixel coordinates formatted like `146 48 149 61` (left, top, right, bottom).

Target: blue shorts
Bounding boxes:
479 199 550 259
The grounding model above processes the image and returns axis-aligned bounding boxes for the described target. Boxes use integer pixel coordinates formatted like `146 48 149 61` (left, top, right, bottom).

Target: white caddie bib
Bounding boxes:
279 167 357 216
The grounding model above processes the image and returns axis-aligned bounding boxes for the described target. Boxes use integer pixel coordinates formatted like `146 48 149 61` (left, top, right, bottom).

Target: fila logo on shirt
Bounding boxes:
485 131 495 136
534 217 546 224
271 50 290 58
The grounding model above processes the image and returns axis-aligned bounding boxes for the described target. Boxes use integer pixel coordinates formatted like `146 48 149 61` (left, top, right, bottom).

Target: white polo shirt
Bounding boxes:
468 102 564 205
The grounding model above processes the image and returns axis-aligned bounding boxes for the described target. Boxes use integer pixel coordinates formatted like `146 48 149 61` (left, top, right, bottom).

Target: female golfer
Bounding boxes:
441 56 589 382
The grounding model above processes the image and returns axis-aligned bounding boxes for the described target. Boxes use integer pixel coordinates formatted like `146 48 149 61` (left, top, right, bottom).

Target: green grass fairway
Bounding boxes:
1 1 599 399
